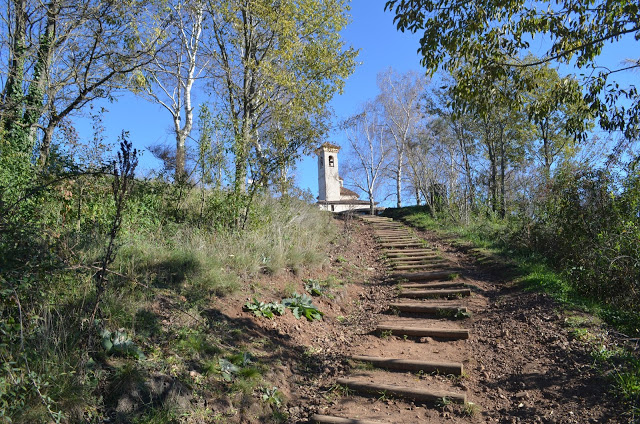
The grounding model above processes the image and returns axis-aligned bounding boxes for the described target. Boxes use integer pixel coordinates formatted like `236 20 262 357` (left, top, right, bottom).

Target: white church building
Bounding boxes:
315 142 373 213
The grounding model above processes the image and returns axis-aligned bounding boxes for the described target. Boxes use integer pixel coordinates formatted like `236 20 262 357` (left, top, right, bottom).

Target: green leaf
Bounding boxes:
219 358 239 381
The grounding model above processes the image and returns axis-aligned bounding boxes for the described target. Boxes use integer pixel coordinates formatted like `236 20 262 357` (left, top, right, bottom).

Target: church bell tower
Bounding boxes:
316 142 341 202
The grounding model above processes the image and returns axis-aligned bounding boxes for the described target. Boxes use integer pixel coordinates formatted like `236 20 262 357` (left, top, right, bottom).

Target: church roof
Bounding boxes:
317 199 374 205
340 186 359 198
316 142 341 154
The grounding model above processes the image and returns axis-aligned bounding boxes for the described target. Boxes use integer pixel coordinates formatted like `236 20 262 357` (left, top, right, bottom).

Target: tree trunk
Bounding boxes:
2 0 27 151
27 0 59 157
369 189 375 215
234 119 250 194
396 151 403 208
38 123 56 166
461 143 474 210
542 119 551 179
175 128 187 180
498 125 506 219
487 141 497 214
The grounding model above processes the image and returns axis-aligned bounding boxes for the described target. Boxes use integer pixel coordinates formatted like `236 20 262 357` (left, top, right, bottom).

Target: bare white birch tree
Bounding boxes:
139 0 208 179
342 101 389 215
376 68 427 208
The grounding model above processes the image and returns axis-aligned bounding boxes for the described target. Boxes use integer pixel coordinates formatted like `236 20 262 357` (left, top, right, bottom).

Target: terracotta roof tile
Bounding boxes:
340 186 359 198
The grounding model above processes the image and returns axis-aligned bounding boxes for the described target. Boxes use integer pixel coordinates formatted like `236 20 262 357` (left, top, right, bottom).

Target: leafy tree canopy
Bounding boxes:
385 0 640 141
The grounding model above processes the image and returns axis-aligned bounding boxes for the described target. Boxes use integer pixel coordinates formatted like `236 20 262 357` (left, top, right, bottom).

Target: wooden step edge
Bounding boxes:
398 289 471 298
336 378 467 404
390 258 445 263
399 282 465 289
389 303 468 315
351 355 463 375
392 264 452 271
388 257 446 262
386 256 442 262
384 252 438 257
376 325 470 339
388 261 446 267
310 415 388 424
374 230 409 233
384 247 433 251
386 252 439 256
384 248 436 253
389 270 462 282
381 247 428 251
387 261 451 271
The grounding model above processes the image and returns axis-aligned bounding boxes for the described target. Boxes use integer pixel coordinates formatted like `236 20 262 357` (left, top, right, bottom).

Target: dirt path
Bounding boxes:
299 215 624 423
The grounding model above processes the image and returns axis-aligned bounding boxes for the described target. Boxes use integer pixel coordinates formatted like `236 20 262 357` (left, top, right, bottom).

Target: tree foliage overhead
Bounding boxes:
208 0 358 194
385 0 640 140
0 0 167 166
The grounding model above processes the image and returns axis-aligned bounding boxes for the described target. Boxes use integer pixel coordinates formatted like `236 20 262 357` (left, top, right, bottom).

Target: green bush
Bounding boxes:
522 165 640 310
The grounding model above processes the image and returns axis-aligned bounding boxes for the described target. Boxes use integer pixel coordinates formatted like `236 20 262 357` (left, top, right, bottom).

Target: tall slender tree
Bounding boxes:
376 68 427 208
138 0 208 180
206 0 357 204
342 101 389 215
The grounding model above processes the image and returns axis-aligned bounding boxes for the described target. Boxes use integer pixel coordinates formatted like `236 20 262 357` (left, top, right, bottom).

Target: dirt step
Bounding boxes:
389 270 461 282
387 254 441 260
385 254 439 260
336 378 467 404
387 252 442 258
392 263 452 271
376 324 470 339
389 302 468 316
399 281 466 289
376 236 412 243
311 415 388 424
369 225 403 229
351 355 463 375
384 249 437 256
374 229 410 233
387 259 441 266
388 261 444 268
378 239 420 244
379 242 426 248
398 288 471 298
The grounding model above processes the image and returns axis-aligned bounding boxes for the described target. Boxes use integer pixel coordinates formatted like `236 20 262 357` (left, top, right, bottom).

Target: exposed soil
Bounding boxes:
168 214 628 423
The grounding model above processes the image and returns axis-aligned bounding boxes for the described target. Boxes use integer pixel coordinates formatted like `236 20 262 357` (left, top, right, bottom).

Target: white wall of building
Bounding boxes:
317 145 341 201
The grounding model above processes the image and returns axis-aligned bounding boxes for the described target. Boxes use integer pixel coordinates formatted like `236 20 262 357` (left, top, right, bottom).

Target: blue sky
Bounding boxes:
76 1 637 201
